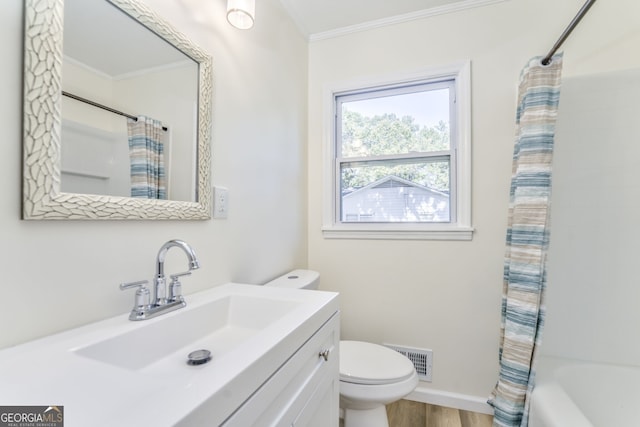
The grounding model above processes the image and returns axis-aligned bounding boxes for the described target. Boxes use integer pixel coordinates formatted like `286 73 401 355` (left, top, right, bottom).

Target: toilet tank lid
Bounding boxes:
263 269 319 289
339 340 416 385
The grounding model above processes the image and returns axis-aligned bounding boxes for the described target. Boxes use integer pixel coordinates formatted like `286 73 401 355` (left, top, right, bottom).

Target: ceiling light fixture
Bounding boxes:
227 0 255 30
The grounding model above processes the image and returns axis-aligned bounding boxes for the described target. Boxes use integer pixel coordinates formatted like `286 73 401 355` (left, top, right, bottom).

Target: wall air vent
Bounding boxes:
384 343 433 382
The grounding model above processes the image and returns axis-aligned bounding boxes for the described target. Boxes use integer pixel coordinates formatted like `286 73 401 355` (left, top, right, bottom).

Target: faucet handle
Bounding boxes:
120 280 151 314
120 280 149 291
170 271 191 281
169 272 191 302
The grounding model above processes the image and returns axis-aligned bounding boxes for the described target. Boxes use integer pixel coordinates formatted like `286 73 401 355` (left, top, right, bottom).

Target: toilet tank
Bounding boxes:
263 269 320 290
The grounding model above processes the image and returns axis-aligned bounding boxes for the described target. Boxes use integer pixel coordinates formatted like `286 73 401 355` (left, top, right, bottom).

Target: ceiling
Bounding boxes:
278 0 483 38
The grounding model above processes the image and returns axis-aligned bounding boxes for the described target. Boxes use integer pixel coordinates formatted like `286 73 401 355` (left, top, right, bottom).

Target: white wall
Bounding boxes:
0 0 308 350
307 0 640 401
542 68 640 366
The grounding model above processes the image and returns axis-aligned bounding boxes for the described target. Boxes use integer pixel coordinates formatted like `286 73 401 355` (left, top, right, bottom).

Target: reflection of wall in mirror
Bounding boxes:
60 57 197 201
61 119 130 197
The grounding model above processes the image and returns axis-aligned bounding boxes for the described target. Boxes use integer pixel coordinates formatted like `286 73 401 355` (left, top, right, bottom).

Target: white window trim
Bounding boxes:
321 62 473 240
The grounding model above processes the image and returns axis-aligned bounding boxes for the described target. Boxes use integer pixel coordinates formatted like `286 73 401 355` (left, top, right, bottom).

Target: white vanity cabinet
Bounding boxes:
0 284 339 427
223 312 340 427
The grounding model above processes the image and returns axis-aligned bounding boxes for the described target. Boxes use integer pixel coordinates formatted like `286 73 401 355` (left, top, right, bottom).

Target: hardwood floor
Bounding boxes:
339 400 494 427
386 400 494 427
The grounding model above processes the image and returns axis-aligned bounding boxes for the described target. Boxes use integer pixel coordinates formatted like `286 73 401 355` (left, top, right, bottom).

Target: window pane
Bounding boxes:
341 88 450 158
340 160 450 222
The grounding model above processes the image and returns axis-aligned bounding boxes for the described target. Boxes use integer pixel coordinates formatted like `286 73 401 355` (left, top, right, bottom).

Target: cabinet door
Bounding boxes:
222 312 340 427
264 313 340 426
292 360 339 427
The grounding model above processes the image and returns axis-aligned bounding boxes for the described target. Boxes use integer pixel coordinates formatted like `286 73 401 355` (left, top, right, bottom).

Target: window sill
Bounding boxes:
321 224 474 241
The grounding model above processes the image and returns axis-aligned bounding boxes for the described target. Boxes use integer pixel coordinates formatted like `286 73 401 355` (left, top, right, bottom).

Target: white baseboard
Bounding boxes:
405 385 495 415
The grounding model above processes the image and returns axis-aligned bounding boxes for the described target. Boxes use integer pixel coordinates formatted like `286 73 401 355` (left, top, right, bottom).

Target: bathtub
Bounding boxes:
529 356 640 427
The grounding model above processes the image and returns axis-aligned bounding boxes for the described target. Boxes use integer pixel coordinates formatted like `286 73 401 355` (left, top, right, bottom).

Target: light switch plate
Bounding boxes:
213 186 228 219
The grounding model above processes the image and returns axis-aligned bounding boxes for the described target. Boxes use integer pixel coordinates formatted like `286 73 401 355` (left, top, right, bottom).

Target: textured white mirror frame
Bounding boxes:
22 0 213 220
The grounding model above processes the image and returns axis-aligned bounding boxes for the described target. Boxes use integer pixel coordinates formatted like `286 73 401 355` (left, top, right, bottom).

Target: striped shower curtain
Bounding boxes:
489 55 563 427
127 116 167 199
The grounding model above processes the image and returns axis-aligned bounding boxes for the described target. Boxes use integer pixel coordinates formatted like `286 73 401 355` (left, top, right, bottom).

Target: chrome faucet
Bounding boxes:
154 239 200 306
120 239 200 321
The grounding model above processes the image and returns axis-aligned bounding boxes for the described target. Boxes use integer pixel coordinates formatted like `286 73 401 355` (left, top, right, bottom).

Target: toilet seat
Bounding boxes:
339 341 416 385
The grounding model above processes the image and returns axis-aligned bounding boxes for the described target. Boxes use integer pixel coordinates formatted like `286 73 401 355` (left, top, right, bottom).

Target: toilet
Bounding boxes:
263 270 419 427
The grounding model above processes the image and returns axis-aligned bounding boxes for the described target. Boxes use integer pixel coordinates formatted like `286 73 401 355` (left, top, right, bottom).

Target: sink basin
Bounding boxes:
75 294 300 372
0 283 339 427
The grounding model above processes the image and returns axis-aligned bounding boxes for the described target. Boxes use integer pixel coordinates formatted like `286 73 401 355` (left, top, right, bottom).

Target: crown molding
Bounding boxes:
309 0 510 42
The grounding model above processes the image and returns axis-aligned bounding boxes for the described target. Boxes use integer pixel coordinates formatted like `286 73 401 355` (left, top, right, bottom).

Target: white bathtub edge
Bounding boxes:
529 355 598 427
405 385 495 415
530 382 593 427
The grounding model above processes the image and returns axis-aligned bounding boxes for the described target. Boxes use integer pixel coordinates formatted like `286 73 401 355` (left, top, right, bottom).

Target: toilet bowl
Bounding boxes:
339 340 419 427
263 270 419 427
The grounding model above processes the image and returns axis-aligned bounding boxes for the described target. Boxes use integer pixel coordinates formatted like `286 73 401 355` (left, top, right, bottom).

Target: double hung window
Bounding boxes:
323 64 472 240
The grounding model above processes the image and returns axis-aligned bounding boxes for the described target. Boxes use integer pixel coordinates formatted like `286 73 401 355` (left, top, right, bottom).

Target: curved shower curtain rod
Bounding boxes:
541 0 597 65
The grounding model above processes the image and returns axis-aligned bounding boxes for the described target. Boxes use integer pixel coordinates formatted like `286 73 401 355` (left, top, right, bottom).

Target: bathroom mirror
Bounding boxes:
22 0 213 220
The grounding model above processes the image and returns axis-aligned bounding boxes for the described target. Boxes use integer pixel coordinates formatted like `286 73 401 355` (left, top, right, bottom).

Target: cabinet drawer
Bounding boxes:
223 311 340 427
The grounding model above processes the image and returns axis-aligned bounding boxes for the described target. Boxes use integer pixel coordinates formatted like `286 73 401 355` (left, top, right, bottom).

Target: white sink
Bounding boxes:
75 294 300 372
0 283 339 427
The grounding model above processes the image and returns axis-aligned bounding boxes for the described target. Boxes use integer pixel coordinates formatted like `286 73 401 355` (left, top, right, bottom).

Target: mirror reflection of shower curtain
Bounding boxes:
127 116 167 199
